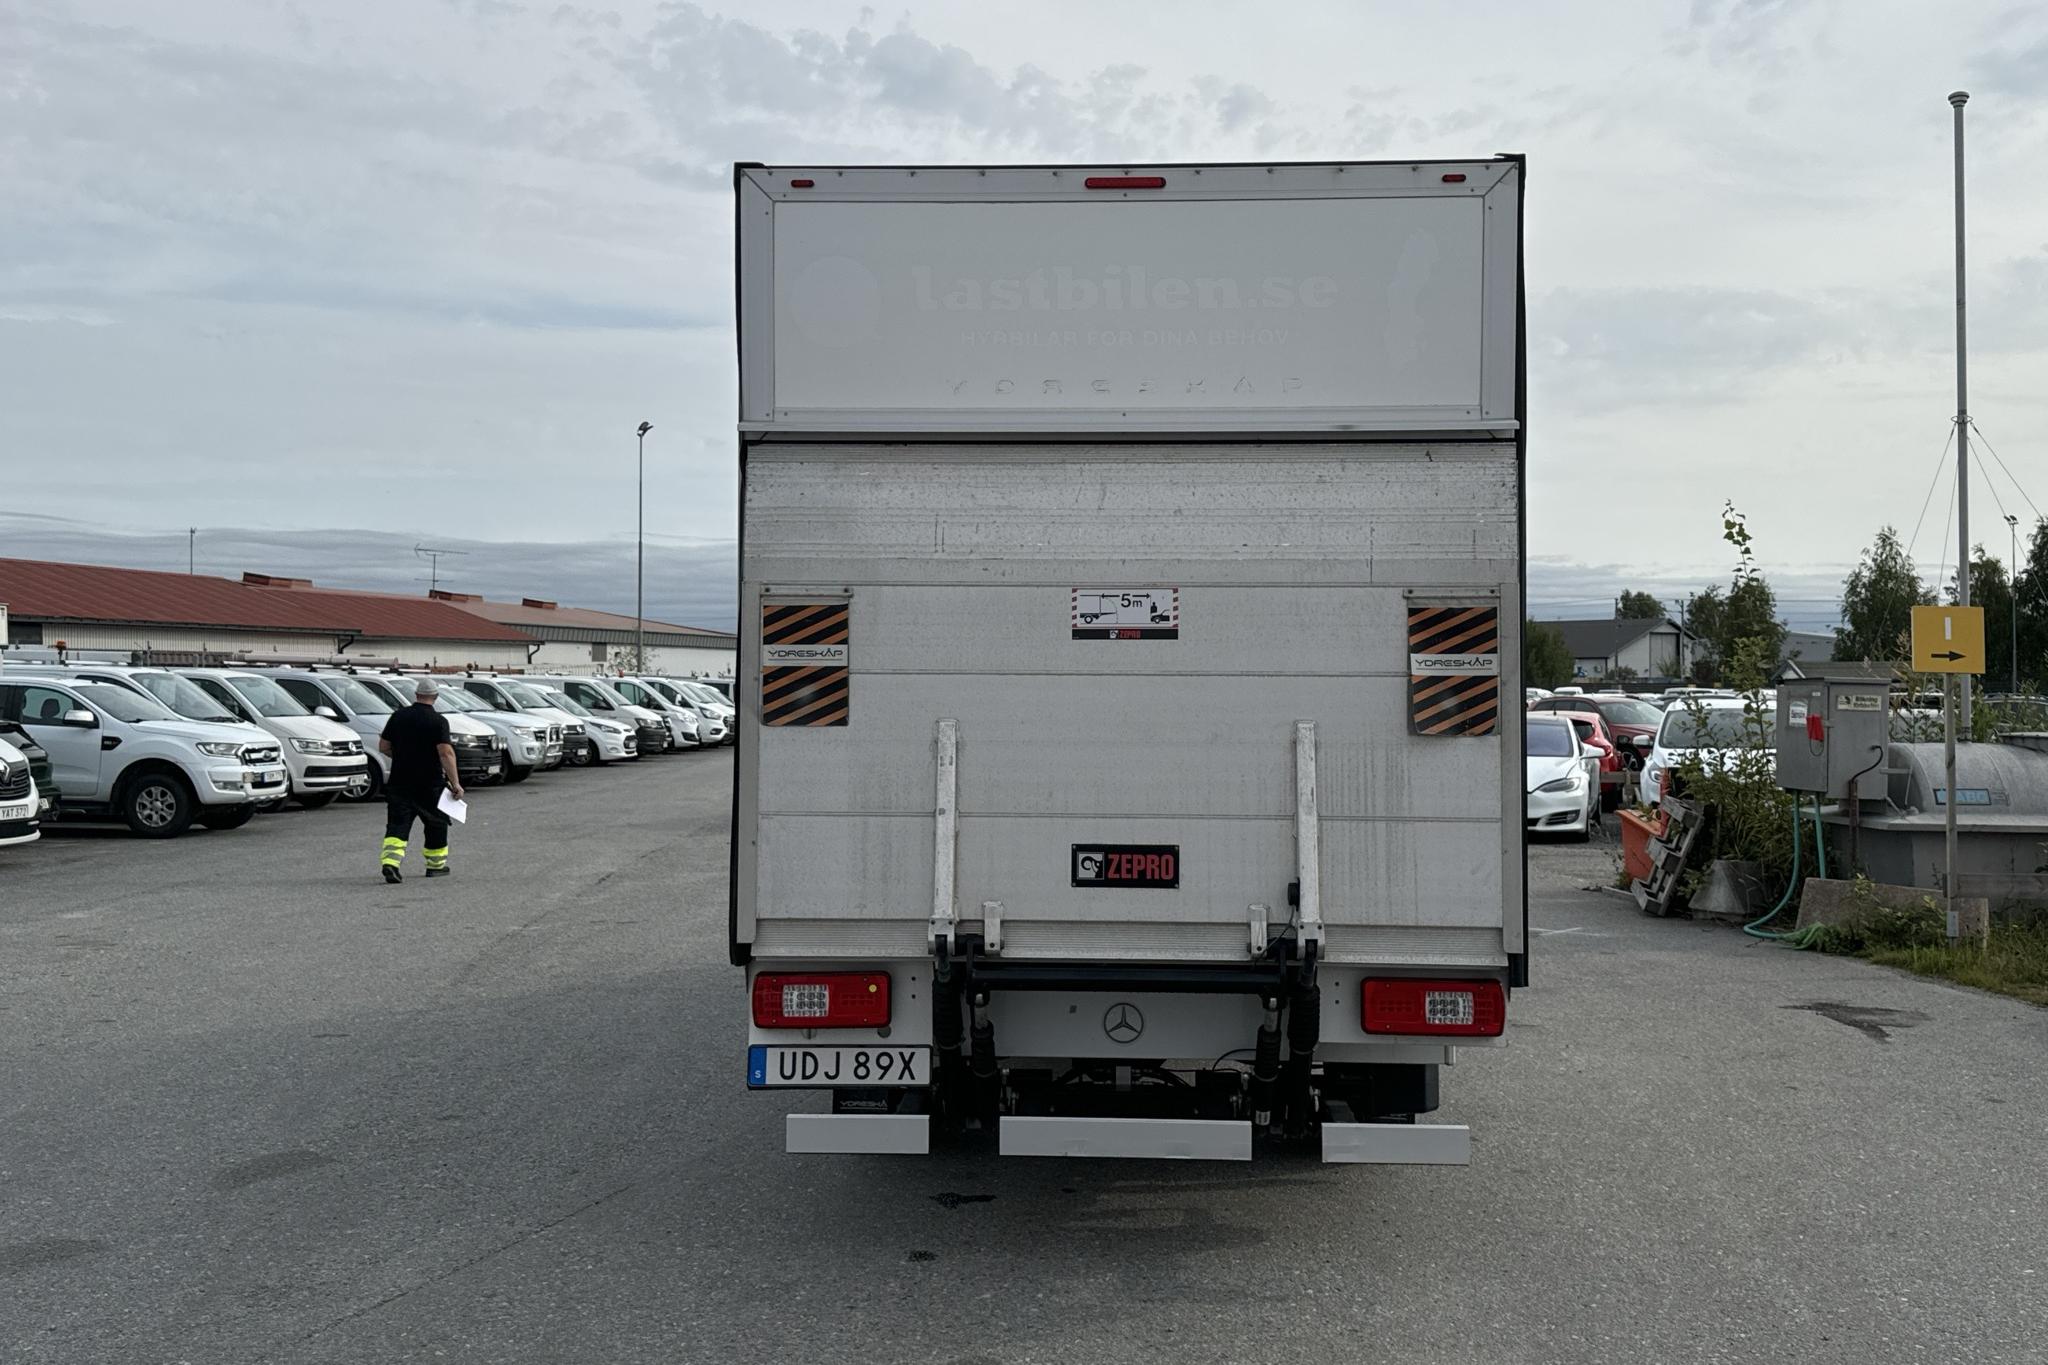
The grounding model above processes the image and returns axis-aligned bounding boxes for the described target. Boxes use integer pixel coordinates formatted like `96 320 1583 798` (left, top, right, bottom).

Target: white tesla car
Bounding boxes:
1525 715 1599 841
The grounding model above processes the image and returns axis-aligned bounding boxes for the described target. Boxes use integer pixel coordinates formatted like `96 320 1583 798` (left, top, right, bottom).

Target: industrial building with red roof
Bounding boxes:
0 558 736 673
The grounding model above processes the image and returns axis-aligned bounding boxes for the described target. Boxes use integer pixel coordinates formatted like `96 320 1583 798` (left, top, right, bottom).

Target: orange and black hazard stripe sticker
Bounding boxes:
1408 604 1500 737
761 600 850 727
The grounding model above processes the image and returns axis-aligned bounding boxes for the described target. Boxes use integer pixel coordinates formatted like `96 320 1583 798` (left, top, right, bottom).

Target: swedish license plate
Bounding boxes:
748 1045 930 1089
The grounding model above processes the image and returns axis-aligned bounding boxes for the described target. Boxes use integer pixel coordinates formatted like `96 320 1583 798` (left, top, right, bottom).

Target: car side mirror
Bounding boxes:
1634 734 1654 750
62 709 98 727
314 706 340 721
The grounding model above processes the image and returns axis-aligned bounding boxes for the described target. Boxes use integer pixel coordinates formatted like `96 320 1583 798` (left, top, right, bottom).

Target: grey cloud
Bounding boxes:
6 3 710 325
1539 243 2048 415
1973 14 2048 97
624 4 1316 165
1536 285 1848 412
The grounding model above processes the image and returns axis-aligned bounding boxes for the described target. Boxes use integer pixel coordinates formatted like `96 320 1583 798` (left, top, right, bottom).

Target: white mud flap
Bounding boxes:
786 1114 930 1155
1321 1122 1471 1165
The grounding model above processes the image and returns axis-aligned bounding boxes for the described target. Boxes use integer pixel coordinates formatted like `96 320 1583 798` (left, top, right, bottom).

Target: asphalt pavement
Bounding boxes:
3 758 2044 1364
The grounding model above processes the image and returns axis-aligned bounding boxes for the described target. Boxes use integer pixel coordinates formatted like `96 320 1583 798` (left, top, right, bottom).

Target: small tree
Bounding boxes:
1967 546 2016 692
1715 503 1784 690
1524 620 1574 689
1835 525 1931 662
1681 587 1724 682
1616 590 1666 620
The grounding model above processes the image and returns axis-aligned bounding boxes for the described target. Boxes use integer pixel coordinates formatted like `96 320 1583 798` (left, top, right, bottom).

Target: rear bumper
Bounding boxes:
1002 1116 1251 1161
780 1114 1472 1164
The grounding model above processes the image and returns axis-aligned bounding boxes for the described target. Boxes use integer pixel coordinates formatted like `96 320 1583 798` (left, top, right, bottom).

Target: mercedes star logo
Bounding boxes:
1102 1002 1144 1044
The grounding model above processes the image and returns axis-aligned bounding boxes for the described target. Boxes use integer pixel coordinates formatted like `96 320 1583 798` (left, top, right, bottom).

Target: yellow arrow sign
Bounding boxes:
1911 604 1985 674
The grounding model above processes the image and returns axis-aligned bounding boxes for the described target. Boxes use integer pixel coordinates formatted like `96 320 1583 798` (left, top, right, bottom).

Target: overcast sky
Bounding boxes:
8 0 2048 630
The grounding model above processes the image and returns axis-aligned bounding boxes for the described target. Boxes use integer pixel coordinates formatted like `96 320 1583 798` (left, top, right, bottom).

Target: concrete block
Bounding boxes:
1794 878 1936 932
1691 859 1764 924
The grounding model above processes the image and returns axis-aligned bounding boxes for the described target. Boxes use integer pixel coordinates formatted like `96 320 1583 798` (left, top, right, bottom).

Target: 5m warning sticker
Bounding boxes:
1073 588 1178 640
1408 605 1500 736
761 599 850 727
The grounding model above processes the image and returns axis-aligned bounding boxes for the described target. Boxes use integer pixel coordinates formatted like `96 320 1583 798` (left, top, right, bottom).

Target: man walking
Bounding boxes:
377 677 463 883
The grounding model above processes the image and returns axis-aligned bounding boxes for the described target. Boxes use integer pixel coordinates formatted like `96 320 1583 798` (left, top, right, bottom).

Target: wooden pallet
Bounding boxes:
1631 794 1704 917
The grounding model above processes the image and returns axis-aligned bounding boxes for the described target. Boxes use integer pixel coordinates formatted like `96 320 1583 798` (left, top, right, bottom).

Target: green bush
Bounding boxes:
1670 694 1798 891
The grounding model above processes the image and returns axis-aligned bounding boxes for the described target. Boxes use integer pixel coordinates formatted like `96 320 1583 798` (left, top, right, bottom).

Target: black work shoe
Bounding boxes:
381 864 403 884
424 866 450 879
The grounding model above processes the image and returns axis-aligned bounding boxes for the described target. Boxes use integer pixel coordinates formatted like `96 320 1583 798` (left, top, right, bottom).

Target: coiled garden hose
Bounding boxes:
1744 794 1828 943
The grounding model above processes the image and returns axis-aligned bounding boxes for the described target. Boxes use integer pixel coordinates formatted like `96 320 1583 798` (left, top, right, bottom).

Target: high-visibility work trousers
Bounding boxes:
382 792 450 870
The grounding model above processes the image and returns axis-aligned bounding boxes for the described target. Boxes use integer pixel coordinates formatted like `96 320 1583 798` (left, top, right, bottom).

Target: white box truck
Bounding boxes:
733 158 1526 1162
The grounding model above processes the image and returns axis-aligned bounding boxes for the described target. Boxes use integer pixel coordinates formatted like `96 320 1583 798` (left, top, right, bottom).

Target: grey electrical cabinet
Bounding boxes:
1775 676 1891 797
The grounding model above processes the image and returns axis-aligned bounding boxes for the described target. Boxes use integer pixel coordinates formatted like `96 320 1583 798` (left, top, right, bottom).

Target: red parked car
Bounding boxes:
1529 693 1661 773
1557 710 1625 811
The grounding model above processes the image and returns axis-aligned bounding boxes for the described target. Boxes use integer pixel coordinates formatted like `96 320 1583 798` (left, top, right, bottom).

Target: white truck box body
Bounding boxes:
738 442 1521 967
739 163 1519 434
732 160 1525 1157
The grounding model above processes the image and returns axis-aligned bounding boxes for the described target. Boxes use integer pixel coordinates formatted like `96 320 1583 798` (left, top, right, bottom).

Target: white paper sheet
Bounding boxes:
436 790 469 824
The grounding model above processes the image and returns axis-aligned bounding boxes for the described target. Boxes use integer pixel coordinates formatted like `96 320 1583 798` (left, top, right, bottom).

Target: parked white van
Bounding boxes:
540 676 668 757
176 668 368 809
259 667 409 801
348 675 508 786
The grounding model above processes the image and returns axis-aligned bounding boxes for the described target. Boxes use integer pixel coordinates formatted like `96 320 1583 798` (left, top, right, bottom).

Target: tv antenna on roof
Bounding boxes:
414 543 469 593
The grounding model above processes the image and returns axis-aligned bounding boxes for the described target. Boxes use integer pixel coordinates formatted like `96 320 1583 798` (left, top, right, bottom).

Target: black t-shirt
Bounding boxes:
380 702 452 800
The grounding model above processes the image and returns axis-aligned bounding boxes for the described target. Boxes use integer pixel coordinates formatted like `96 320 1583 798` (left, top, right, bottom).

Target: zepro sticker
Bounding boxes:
1073 588 1178 640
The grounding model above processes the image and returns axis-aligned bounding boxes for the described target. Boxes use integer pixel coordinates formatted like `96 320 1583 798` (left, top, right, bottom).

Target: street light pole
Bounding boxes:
636 421 652 671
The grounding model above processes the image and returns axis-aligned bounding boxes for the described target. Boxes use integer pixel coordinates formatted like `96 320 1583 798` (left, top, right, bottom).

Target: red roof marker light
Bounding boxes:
1085 175 1167 190
788 178 815 188
1441 173 1467 183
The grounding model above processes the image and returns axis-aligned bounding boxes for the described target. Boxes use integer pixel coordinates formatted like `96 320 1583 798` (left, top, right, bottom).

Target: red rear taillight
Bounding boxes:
1362 978 1505 1036
751 972 891 1029
1084 175 1166 189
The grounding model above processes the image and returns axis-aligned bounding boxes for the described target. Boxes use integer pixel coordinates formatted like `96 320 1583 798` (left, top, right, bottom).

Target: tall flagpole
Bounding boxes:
1946 90 1970 939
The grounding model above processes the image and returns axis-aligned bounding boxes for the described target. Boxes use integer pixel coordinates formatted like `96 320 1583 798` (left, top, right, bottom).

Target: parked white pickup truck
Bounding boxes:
731 158 1528 1162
